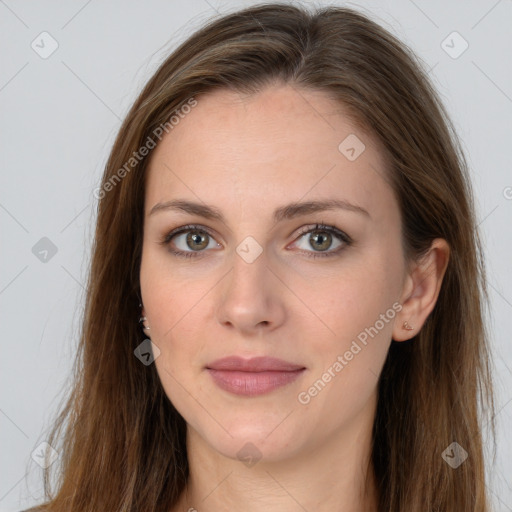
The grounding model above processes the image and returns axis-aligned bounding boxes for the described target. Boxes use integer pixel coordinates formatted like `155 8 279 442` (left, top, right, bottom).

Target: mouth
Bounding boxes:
205 356 306 397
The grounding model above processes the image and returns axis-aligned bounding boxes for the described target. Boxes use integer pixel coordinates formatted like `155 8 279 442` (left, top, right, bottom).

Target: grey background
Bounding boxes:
1 0 511 510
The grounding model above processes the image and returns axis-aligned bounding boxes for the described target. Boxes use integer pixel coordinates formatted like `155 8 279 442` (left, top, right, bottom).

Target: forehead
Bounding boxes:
144 85 394 223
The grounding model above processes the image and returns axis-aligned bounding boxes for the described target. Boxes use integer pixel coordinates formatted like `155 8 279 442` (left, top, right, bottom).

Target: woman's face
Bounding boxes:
140 84 408 462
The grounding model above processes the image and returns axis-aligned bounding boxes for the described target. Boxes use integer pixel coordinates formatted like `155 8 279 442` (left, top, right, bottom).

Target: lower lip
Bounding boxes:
206 369 305 396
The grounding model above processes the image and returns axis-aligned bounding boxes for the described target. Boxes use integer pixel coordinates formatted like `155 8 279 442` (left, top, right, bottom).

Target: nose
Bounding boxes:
215 248 286 336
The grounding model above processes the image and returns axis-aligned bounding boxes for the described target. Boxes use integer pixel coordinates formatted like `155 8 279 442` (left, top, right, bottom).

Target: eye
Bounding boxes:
160 224 221 259
291 223 352 258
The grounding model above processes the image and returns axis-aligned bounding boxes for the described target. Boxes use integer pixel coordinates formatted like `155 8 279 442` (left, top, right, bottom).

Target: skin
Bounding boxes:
139 84 450 511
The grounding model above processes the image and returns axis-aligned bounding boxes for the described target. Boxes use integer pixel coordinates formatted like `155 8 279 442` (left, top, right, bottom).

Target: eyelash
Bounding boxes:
159 223 353 260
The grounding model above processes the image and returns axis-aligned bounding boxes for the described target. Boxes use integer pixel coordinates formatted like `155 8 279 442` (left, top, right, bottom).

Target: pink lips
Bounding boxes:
206 356 306 396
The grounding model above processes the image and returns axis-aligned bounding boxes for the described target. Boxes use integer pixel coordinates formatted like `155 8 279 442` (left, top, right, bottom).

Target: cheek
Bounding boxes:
147 285 209 418
310 261 398 344
143 279 210 361
140 245 203 337
297 259 400 403
140 252 221 394
295 300 393 432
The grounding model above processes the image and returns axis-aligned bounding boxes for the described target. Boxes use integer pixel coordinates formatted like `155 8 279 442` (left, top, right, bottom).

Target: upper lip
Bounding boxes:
206 356 305 372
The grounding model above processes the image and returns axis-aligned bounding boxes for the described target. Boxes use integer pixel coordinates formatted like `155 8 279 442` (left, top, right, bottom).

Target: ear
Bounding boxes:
393 238 450 342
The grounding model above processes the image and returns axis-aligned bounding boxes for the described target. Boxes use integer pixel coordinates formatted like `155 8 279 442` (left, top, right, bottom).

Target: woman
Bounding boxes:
26 3 495 511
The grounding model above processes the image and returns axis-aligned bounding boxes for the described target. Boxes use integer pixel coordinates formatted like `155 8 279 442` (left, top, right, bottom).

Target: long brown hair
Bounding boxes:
26 3 495 511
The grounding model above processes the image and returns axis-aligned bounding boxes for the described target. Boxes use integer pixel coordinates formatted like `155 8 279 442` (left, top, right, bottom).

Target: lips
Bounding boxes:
206 356 305 372
205 356 306 397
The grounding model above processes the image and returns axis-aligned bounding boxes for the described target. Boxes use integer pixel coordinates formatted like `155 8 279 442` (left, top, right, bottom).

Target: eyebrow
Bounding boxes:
149 198 370 222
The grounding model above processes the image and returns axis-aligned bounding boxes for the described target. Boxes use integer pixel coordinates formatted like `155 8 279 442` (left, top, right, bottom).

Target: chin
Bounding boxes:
193 417 309 465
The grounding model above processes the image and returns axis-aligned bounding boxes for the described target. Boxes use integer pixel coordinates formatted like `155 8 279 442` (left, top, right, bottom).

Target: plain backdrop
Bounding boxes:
1 0 511 510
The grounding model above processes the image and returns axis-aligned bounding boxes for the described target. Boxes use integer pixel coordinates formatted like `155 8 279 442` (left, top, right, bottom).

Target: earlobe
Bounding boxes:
393 238 450 342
